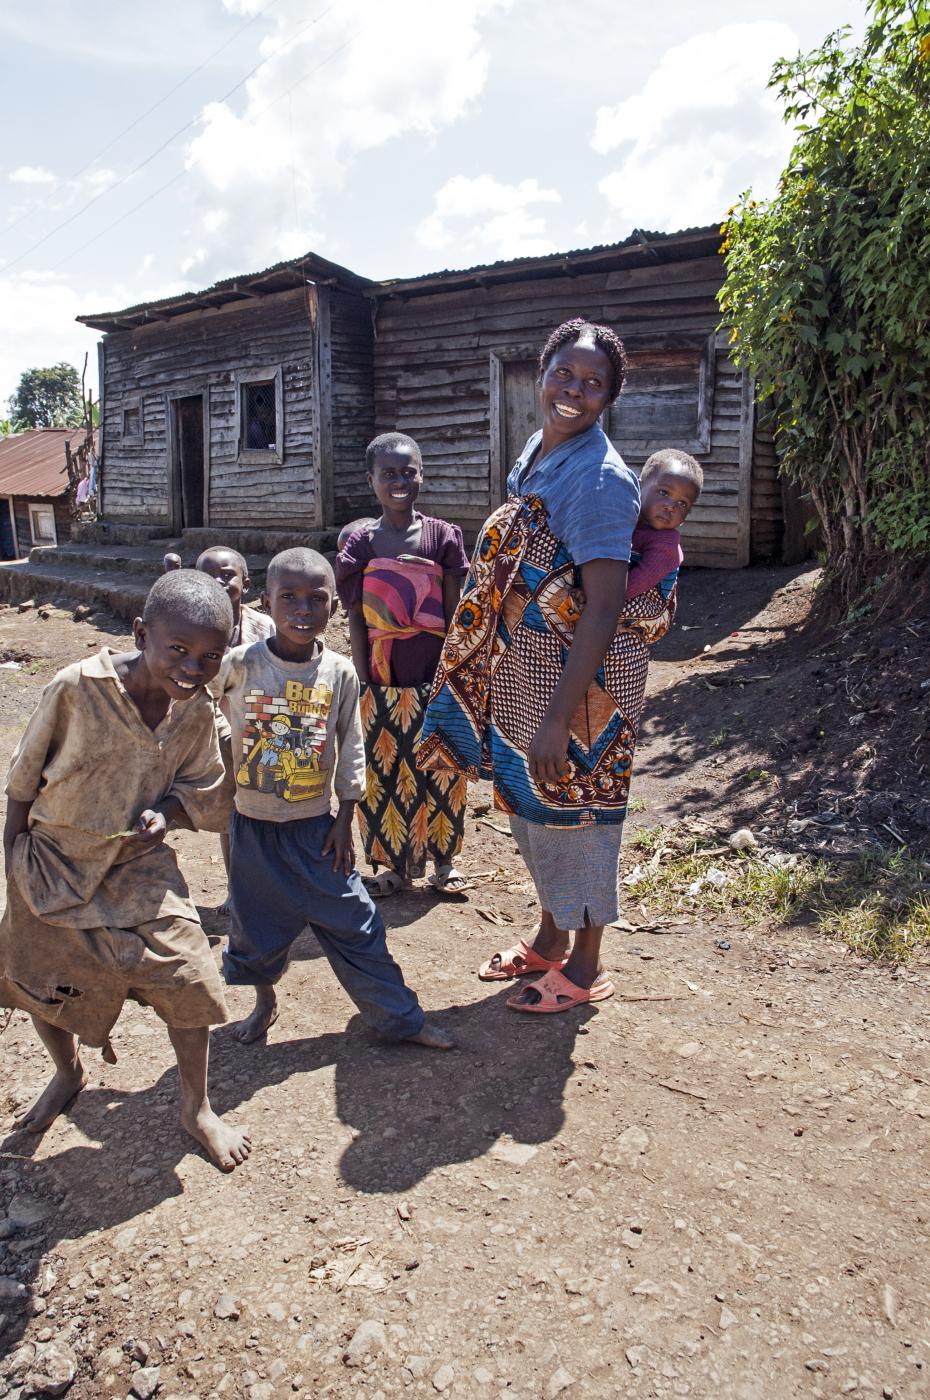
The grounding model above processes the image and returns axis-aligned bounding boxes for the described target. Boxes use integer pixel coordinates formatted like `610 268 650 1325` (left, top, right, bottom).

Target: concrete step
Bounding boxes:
72 520 175 546
72 519 338 555
29 541 190 579
3 527 342 620
0 559 152 620
179 526 338 554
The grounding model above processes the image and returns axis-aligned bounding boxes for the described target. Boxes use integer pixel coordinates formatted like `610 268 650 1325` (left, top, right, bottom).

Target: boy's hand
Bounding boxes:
322 806 356 876
122 808 168 852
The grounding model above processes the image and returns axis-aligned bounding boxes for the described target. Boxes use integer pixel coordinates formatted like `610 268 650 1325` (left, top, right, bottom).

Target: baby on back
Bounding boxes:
626 447 703 602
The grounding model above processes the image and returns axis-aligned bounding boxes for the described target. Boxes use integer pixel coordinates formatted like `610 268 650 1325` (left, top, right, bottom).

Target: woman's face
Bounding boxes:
538 340 614 443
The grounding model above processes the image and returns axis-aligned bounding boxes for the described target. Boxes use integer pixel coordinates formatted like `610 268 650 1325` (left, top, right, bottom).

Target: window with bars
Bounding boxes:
242 380 277 452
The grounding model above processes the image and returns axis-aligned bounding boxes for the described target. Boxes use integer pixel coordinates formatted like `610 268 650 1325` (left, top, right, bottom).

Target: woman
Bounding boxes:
418 318 676 1013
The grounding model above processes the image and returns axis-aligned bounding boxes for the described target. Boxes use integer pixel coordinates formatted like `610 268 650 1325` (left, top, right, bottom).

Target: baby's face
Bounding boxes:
640 470 699 531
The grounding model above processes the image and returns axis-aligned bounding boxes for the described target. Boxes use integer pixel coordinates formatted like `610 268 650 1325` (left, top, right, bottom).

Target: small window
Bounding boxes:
29 504 57 546
242 380 277 451
607 333 714 461
122 401 142 443
236 366 283 464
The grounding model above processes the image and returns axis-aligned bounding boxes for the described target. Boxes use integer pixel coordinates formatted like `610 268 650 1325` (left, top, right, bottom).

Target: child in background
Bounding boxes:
175 546 274 916
337 519 377 553
336 433 470 898
164 552 183 572
0 571 251 1171
220 546 452 1050
196 546 275 648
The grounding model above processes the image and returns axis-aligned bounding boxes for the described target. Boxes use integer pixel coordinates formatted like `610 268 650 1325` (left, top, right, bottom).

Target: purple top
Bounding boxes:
335 514 469 687
625 524 683 600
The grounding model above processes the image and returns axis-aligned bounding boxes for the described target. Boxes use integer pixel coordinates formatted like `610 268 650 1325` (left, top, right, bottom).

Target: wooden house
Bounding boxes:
0 428 86 559
78 251 375 536
78 226 784 567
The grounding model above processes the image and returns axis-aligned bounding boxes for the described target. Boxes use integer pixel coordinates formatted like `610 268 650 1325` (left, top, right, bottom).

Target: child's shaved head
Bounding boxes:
142 569 234 637
196 545 249 579
266 547 335 591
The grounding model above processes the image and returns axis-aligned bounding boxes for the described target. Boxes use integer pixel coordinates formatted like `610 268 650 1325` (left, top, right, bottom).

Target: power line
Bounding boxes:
4 0 341 274
2 0 284 239
49 32 356 276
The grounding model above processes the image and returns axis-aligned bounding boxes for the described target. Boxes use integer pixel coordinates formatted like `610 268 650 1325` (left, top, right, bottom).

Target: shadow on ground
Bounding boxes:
0 985 589 1355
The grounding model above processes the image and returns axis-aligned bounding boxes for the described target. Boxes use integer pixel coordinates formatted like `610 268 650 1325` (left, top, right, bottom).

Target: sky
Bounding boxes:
0 0 859 411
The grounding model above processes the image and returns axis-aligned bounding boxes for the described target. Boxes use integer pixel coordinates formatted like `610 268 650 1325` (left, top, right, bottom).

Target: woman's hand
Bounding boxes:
528 715 571 785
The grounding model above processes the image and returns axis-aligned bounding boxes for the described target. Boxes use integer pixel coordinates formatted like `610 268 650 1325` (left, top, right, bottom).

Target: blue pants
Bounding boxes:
225 811 424 1041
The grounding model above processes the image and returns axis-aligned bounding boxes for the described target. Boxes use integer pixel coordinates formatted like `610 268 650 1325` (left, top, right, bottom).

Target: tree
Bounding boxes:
719 0 930 606
8 363 84 430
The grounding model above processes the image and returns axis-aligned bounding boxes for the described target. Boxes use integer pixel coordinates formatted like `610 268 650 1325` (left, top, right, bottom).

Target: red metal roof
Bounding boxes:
0 428 91 498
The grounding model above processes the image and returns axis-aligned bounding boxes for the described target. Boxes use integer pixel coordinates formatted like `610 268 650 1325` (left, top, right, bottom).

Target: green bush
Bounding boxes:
719 1 930 601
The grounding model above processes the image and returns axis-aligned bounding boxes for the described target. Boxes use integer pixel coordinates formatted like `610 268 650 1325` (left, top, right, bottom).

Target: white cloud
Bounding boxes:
0 270 186 409
592 21 798 231
183 0 514 277
417 174 560 262
9 166 55 185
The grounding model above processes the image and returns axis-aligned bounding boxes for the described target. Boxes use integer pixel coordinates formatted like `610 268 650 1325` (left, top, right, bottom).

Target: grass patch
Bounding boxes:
816 851 930 961
629 824 671 855
625 825 930 961
627 795 648 813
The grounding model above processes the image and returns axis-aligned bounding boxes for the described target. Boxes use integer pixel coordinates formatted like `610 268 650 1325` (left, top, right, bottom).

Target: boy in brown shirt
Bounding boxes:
0 571 251 1171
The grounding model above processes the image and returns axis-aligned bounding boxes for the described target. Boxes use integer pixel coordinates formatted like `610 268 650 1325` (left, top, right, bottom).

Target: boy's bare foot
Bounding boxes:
212 897 230 918
404 1021 455 1051
232 987 278 1044
181 1103 252 1172
14 1064 87 1133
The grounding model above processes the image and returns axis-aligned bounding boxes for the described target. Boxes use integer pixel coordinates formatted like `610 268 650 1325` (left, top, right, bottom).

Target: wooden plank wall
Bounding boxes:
329 289 376 523
100 288 319 529
370 254 773 567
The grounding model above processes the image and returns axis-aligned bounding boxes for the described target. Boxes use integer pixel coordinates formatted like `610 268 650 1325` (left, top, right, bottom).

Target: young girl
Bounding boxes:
335 433 470 898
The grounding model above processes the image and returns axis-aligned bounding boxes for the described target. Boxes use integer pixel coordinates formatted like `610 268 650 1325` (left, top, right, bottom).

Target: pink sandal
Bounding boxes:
478 939 569 982
506 968 615 1014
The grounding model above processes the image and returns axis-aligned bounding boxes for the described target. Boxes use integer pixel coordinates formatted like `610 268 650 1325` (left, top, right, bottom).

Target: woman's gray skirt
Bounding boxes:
509 815 625 929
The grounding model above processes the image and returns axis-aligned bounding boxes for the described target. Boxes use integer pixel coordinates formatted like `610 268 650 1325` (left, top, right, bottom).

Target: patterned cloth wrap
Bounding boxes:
361 556 446 685
417 494 676 828
359 558 466 879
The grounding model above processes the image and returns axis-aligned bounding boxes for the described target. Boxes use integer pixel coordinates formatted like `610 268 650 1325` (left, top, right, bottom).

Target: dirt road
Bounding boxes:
1 572 928 1400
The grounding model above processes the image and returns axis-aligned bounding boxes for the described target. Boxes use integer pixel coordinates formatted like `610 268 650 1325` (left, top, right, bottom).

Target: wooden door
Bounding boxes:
0 499 16 559
491 356 539 504
170 395 205 530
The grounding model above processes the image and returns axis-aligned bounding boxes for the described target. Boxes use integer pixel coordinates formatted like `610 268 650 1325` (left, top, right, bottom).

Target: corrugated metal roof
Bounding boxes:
0 428 91 498
76 224 724 331
77 249 375 332
374 224 723 296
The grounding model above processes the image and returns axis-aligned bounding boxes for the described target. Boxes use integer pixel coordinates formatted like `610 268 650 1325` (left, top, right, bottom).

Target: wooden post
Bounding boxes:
735 369 755 567
488 351 505 510
309 284 334 530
